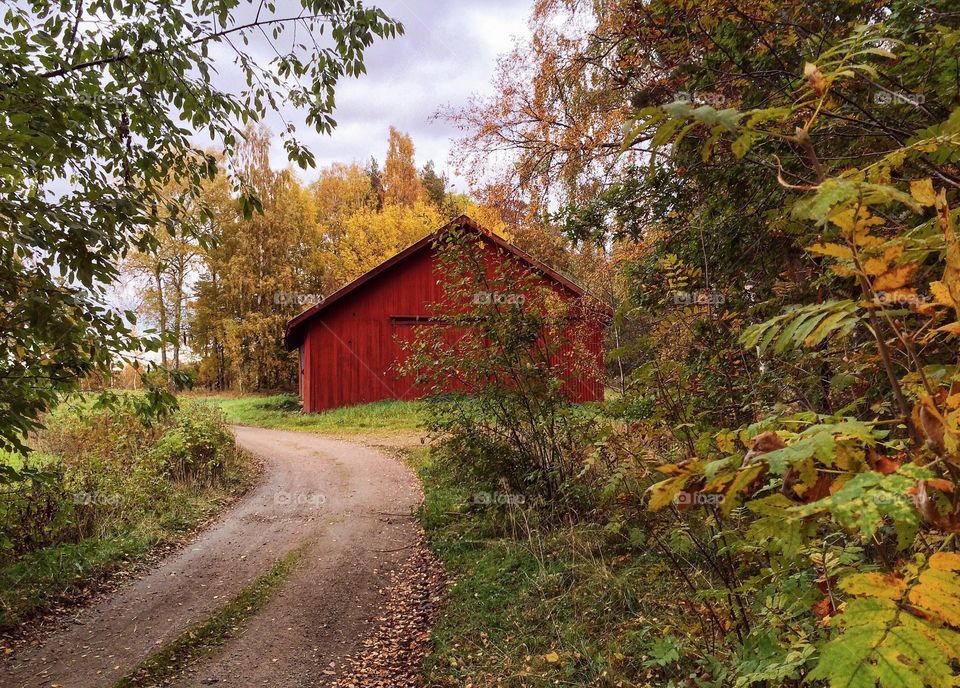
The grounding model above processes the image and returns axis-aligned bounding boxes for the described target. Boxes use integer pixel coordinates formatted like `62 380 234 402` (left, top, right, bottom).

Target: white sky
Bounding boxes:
204 0 533 191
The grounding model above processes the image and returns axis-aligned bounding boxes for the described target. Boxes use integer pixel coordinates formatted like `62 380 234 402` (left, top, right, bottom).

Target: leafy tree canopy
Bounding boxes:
0 0 401 451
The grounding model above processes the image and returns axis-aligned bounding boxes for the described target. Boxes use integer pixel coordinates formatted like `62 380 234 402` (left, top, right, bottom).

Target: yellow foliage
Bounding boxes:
329 201 444 285
829 205 884 244
808 242 853 259
310 162 374 227
384 126 424 207
873 263 918 291
931 280 954 307
647 474 688 510
908 552 960 627
910 178 937 207
936 190 960 317
463 203 511 240
840 572 906 600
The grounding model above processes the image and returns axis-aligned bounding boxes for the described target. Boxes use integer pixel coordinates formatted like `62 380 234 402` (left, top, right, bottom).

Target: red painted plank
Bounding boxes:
299 228 605 412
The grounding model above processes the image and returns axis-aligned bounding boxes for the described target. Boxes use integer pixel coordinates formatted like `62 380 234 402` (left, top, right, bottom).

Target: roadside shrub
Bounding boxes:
401 229 605 506
151 404 235 486
426 395 600 505
0 399 245 564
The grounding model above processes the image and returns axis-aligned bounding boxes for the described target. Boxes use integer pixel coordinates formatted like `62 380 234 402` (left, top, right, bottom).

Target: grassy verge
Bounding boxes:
191 394 423 434
412 448 691 687
0 487 246 636
114 544 305 687
0 401 256 636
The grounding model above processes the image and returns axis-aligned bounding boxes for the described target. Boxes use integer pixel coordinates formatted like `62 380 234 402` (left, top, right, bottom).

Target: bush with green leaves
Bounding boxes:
401 229 605 504
0 400 246 564
615 6 960 687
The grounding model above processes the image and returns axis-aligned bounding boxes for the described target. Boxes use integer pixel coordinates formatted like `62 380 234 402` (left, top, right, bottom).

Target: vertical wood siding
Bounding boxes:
301 238 605 412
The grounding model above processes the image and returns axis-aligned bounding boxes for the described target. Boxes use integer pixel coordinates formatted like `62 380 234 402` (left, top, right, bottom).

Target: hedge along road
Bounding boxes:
0 426 423 688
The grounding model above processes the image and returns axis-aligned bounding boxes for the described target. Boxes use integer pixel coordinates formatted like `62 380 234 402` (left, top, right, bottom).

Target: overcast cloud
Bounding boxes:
219 0 532 191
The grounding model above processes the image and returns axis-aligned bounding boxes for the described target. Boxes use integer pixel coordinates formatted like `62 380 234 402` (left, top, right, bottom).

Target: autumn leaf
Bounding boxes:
872 262 918 291
936 322 960 335
804 62 827 96
913 396 946 454
840 571 906 600
811 596 833 619
811 554 960 687
862 245 904 276
936 190 960 317
910 178 937 207
866 449 903 475
912 479 960 532
829 263 857 277
908 552 960 625
862 256 888 276
715 430 736 453
931 280 954 307
807 242 853 260
648 474 689 510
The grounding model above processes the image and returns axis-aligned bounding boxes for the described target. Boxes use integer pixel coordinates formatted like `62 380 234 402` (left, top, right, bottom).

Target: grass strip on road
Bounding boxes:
113 543 307 688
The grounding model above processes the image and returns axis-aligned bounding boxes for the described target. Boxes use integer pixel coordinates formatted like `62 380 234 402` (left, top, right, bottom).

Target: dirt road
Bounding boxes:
0 427 424 688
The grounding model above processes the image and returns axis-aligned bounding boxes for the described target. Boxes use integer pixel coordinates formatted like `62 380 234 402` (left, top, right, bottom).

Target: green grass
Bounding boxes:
0 486 246 634
1 533 155 631
411 448 691 687
114 543 305 687
191 394 424 433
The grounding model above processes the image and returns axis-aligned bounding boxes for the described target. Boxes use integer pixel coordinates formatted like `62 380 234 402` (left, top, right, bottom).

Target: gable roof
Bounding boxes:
284 215 607 350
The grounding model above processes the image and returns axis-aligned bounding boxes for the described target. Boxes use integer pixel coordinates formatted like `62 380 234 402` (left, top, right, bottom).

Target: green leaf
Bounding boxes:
740 300 860 355
793 179 921 225
746 494 809 557
792 465 931 548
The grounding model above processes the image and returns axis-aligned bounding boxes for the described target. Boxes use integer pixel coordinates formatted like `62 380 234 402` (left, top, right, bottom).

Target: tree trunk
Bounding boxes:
171 267 184 370
154 267 168 369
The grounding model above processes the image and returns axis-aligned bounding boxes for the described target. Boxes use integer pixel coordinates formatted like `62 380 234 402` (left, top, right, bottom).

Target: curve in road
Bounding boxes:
0 426 422 688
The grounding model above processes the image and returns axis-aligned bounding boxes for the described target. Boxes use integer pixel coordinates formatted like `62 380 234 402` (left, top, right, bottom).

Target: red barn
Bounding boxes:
283 215 607 412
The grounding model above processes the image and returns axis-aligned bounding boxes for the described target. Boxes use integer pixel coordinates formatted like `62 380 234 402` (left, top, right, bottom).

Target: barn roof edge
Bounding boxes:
283 214 610 350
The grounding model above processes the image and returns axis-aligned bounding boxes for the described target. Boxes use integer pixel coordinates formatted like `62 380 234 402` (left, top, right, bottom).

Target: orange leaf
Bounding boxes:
867 449 903 475
873 263 918 291
926 478 956 493
936 322 960 335
862 256 889 276
812 597 833 619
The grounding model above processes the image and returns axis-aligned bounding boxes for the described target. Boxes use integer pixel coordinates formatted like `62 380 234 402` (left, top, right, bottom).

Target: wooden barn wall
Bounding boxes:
301 241 605 412
303 247 439 411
